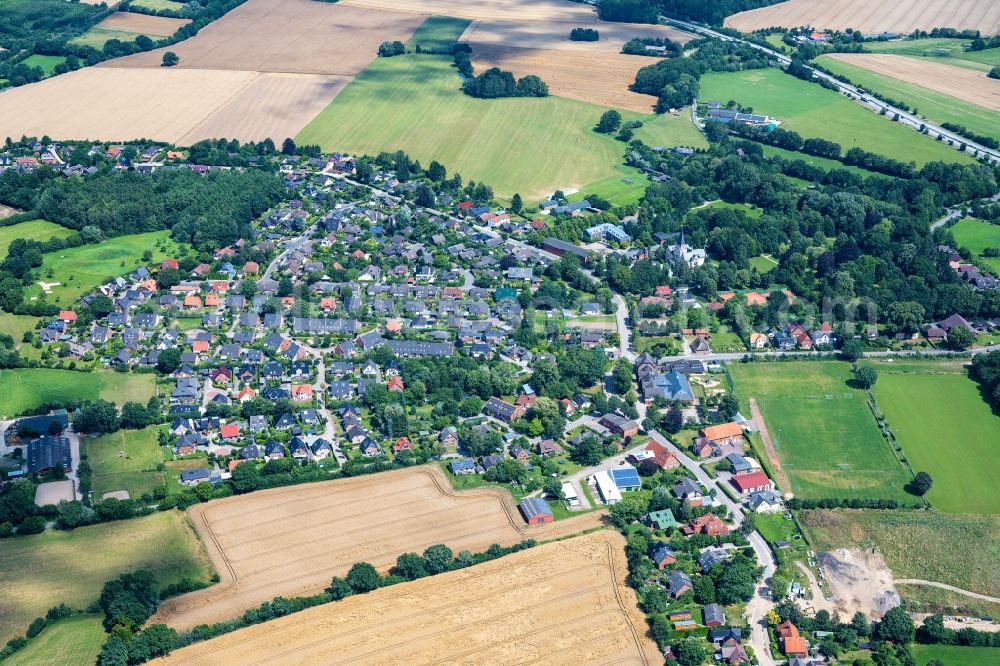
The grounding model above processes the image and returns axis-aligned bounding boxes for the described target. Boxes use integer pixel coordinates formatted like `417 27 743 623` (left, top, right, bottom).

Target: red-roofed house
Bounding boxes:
58 310 77 322
393 437 412 453
387 376 404 392
220 423 240 440
243 261 259 274
730 471 773 495
290 384 313 401
161 259 179 270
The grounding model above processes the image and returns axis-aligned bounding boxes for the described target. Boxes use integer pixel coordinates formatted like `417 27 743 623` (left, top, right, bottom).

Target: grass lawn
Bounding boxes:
0 368 156 417
750 254 778 273
799 509 1000 598
760 144 877 177
130 0 186 10
728 361 913 501
697 200 763 218
69 27 146 49
568 165 651 206
0 510 213 644
865 39 1000 72
870 361 1000 514
5 614 106 666
912 644 1000 666
951 218 1000 274
632 111 708 150
298 54 694 201
405 15 471 51
763 33 789 51
698 68 974 166
21 54 66 77
85 427 166 499
0 219 74 257
0 312 40 346
26 230 186 305
816 55 1000 142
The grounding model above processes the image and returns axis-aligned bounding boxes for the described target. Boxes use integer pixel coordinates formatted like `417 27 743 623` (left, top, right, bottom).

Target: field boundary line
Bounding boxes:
748 397 792 492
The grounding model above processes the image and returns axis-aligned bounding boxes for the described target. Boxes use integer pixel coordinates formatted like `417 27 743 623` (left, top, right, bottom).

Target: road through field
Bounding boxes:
153 466 603 630
153 530 660 666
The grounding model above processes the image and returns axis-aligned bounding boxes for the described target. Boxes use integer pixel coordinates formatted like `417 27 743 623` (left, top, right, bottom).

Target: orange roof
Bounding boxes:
387 376 404 391
243 261 259 273
782 636 807 656
744 292 767 306
281 296 295 308
205 293 221 307
220 423 240 438
385 319 403 333
291 384 313 397
184 295 202 307
320 297 336 310
58 310 77 321
719 292 736 302
701 422 743 441
776 621 799 639
211 280 229 292
192 340 209 353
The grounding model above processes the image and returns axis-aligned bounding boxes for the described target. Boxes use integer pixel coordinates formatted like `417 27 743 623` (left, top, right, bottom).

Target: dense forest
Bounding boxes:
597 0 786 26
607 134 1000 331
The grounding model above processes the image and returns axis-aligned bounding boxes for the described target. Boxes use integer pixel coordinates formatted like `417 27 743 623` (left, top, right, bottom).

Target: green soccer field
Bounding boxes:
951 218 1000 274
815 55 1000 143
728 361 913 501
297 53 704 201
85 427 167 499
0 368 156 417
870 360 1000 514
698 68 975 166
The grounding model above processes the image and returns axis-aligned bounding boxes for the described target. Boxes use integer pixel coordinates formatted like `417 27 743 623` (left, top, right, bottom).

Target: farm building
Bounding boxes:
730 471 774 495
591 470 622 505
561 482 579 506
449 459 475 475
610 466 641 492
26 436 71 474
518 497 554 525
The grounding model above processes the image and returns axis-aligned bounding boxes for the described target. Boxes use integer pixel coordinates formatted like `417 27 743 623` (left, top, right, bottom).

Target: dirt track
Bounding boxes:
152 466 604 631
748 397 792 492
824 53 1000 113
725 0 1000 35
153 530 659 666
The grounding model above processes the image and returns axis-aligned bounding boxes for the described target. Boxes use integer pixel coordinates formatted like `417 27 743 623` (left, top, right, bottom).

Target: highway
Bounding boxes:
664 18 1000 164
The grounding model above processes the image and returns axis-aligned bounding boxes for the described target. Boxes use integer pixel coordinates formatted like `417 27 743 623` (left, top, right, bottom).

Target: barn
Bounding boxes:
610 466 641 492
518 497 554 525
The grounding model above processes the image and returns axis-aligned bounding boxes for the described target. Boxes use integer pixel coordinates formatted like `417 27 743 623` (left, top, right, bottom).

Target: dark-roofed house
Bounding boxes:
666 570 693 598
483 397 525 423
651 542 676 569
27 436 71 473
542 237 589 262
518 497 554 525
703 603 726 627
449 458 475 475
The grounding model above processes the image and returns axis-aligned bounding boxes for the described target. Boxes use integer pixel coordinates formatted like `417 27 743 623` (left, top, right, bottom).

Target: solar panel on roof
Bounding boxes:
610 467 641 488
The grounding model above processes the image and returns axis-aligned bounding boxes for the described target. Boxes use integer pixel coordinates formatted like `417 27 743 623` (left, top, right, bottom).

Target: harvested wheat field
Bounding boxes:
341 0 597 22
824 53 1000 112
152 466 604 631
472 46 658 112
95 11 191 37
103 0 426 74
0 67 340 144
153 530 659 666
460 19 693 53
726 0 1000 35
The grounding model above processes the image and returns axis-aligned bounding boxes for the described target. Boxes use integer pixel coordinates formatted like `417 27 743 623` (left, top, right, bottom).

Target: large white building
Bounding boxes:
590 470 622 505
667 228 705 268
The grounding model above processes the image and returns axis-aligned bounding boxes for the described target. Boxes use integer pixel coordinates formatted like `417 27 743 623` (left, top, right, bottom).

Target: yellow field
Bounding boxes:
95 11 190 37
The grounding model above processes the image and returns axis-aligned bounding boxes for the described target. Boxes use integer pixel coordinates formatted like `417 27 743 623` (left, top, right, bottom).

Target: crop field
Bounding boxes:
153 466 602 630
95 11 191 37
299 53 687 199
4 614 106 666
799 509 1000 598
131 0 187 10
406 15 470 50
912 644 1000 666
86 427 166 500
728 361 913 501
864 38 1000 72
460 19 693 53
725 0 1000 35
0 219 74 257
25 230 184 304
340 0 599 22
0 368 155 417
70 27 147 50
869 361 1000 514
154 530 660 666
103 0 425 75
951 218 1000 273
698 69 974 166
0 511 212 645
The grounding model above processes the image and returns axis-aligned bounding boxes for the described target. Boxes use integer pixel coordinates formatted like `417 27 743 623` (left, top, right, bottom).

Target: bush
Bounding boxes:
570 28 599 42
463 67 548 98
17 515 46 535
377 40 405 57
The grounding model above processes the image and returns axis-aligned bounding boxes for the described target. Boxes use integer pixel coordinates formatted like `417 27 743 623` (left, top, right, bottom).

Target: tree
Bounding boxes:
854 365 878 389
510 193 523 213
427 160 446 182
947 326 974 350
98 635 129 666
840 339 865 363
717 392 739 421
674 637 706 666
120 402 151 429
99 570 160 631
909 471 933 496
129 624 178 662
543 477 564 500
377 40 406 57
876 606 915 645
74 399 121 435
391 552 428 579
989 65 1000 80
161 51 179 67
662 406 684 434
596 109 622 133
346 562 381 593
610 359 633 394
281 138 296 155
328 576 352 600
156 347 181 374
422 544 454 575
608 493 649 528
917 613 946 644
713 555 758 604
230 462 262 493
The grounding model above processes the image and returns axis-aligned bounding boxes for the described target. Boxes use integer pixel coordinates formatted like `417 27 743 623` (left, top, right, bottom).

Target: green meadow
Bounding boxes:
951 218 1000 274
86 427 167 500
21 54 67 76
698 68 973 166
0 368 155 417
405 15 471 51
0 219 74 257
865 38 1000 72
911 644 1000 666
816 55 1000 142
728 361 913 501
4 614 106 666
70 27 146 50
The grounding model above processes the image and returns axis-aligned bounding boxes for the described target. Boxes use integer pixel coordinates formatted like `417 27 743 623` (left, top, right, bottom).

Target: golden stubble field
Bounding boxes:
460 18 693 53
152 466 604 631
726 0 1000 35
95 11 191 37
824 53 1000 112
340 0 598 22
153 530 660 666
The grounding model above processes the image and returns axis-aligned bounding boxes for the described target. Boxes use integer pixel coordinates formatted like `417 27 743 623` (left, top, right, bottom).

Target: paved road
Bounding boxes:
665 18 1000 164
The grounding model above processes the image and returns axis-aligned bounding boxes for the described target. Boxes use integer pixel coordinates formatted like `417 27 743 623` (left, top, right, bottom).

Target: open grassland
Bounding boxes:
406 15 470 50
864 39 1000 72
761 144 877 177
0 312 40 348
86 427 166 500
899 583 1000 619
25 230 184 305
339 0 599 22
728 361 913 501
821 54 1000 136
698 69 973 166
4 614 106 666
912 644 1000 666
460 18 692 53
103 0 425 75
0 511 212 645
0 368 155 417
70 27 147 50
131 0 187 10
0 219 74 257
870 360 1000 514
21 54 67 77
298 54 684 199
951 218 1000 274
633 112 708 149
569 165 652 207
799 510 1000 598
153 530 659 666
96 11 190 36
726 0 1000 35
153 466 602 631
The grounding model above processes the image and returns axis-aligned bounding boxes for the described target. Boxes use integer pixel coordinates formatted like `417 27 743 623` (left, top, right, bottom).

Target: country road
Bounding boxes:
894 580 1000 604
